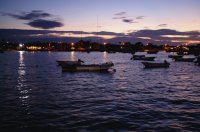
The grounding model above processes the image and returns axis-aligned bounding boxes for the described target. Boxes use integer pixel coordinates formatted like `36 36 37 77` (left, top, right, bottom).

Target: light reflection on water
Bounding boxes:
17 51 30 109
0 51 200 131
102 51 107 62
70 51 75 61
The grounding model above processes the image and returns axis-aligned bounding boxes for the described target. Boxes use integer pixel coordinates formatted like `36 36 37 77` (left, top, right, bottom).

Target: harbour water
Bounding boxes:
0 51 200 131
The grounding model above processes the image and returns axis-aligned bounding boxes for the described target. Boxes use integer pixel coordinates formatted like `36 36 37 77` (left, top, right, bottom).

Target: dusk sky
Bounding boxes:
0 0 200 45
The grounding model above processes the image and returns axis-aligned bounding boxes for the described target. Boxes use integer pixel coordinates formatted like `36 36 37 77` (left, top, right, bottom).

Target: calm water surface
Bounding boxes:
0 51 200 131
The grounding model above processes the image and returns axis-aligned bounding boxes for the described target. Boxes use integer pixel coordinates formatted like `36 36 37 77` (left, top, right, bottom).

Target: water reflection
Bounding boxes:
102 51 107 62
17 51 30 109
70 51 75 61
18 51 26 76
1 52 200 131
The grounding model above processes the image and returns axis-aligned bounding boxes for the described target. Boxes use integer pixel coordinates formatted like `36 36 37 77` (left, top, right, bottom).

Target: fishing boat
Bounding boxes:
168 54 183 59
61 61 114 72
142 61 170 68
56 59 84 66
174 58 195 62
146 50 159 54
131 55 155 61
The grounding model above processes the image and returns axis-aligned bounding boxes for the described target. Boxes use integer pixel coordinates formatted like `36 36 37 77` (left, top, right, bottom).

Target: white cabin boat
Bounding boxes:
61 62 114 72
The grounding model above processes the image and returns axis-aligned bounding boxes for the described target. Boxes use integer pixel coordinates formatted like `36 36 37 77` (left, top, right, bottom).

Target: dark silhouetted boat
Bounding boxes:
142 61 170 68
174 58 195 62
131 54 145 58
61 62 114 72
131 55 155 61
168 54 183 59
146 50 159 54
56 59 84 66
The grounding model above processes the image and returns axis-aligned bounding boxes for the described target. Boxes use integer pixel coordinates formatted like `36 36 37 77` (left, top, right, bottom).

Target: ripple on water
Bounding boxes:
0 52 200 131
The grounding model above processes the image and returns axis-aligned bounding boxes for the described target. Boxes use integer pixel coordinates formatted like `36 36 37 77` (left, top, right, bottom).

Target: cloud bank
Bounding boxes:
1 29 200 45
3 10 51 20
27 19 63 29
158 24 168 27
2 10 64 29
113 12 144 24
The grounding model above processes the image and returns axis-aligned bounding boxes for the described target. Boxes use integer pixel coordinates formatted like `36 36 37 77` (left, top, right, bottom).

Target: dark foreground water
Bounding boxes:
0 51 200 131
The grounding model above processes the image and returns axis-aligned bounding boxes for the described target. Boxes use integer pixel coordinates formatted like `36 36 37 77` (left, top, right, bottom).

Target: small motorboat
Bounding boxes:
56 60 81 66
56 59 84 66
131 55 155 61
146 50 159 54
61 61 114 72
168 54 183 59
174 58 195 62
142 61 170 68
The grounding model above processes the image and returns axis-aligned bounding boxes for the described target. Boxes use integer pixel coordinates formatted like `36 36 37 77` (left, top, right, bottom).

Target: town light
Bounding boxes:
19 44 23 47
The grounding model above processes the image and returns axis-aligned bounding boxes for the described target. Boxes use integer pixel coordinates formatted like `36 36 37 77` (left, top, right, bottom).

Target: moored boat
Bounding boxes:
135 56 155 61
142 61 170 68
61 61 114 72
174 58 195 62
56 60 81 66
168 54 183 59
56 59 84 66
131 55 155 61
146 50 159 54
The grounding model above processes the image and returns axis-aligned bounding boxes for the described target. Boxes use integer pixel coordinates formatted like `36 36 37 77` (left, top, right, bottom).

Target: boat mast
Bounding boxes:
97 15 99 44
